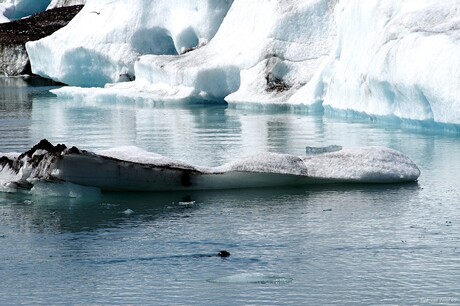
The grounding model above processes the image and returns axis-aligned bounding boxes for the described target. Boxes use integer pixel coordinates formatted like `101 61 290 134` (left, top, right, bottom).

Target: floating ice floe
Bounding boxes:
0 139 420 194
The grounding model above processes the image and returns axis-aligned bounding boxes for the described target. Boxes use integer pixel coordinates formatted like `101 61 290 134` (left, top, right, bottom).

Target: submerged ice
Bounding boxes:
0 140 420 194
24 0 460 125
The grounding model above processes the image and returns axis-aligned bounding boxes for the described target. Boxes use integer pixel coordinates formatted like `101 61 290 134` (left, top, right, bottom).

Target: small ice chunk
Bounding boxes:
178 201 195 206
123 209 134 215
306 145 343 155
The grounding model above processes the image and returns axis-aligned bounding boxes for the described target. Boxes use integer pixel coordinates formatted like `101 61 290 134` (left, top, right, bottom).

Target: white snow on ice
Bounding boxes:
98 146 197 171
99 145 420 184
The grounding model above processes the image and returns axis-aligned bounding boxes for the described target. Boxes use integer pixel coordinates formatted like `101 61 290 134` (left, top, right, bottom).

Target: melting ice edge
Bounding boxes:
0 139 420 194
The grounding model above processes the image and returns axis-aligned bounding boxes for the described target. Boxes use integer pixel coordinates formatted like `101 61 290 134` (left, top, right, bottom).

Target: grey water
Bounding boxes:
1 77 459 305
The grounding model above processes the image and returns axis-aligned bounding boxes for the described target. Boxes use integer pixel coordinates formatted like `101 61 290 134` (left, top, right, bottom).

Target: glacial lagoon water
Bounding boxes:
1 77 459 305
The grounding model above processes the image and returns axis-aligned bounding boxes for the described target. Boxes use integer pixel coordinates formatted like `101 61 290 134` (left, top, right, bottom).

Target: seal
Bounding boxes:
217 250 230 258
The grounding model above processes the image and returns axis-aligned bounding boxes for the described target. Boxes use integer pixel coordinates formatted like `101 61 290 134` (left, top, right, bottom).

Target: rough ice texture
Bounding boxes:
301 147 420 183
0 44 28 75
45 0 460 125
1 140 420 194
26 0 233 87
320 0 460 124
132 0 337 103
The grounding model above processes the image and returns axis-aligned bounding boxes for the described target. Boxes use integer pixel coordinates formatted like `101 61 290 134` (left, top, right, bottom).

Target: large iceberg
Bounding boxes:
26 0 233 87
132 0 337 103
46 0 338 104
27 0 460 124
0 140 420 194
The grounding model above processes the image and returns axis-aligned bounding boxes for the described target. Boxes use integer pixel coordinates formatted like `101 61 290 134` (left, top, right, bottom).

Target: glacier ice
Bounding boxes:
51 0 337 103
0 140 420 194
132 0 337 103
26 0 233 87
27 0 460 124
320 0 460 124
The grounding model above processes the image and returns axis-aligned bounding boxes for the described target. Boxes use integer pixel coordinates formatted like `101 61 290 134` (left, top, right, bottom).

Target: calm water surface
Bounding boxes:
1 77 459 305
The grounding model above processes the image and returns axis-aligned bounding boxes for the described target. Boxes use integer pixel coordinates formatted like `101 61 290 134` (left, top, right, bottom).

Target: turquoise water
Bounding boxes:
1 77 459 305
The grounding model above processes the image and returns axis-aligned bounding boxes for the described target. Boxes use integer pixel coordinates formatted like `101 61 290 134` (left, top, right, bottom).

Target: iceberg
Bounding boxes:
25 0 233 87
49 0 337 104
131 0 337 103
35 0 459 125
0 140 420 194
